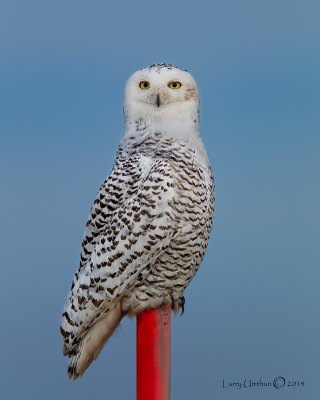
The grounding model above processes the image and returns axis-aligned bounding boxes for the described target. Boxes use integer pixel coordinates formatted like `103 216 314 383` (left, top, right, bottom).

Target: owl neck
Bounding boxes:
119 103 209 163
123 99 200 141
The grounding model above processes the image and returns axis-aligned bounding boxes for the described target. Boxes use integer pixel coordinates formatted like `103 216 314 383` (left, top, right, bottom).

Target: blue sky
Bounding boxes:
1 1 319 399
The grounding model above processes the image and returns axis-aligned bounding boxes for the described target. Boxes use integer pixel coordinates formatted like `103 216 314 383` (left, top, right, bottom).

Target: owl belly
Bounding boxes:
121 216 211 315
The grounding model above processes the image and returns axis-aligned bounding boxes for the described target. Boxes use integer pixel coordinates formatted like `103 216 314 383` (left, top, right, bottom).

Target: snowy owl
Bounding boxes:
60 63 214 379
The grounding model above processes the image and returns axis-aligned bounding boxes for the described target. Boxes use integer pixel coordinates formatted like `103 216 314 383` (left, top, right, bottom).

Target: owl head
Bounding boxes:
124 63 199 126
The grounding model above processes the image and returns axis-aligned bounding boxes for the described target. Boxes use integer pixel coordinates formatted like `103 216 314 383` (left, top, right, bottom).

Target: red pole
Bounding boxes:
137 305 171 400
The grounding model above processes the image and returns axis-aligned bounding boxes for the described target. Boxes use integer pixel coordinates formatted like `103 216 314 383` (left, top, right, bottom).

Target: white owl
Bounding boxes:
60 63 214 379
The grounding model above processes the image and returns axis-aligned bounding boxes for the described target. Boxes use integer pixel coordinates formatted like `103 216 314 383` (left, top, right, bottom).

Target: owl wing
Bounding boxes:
77 155 154 274
61 157 177 354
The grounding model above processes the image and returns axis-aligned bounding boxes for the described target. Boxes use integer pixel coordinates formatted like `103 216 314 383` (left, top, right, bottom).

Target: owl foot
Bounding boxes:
179 296 185 316
169 294 185 315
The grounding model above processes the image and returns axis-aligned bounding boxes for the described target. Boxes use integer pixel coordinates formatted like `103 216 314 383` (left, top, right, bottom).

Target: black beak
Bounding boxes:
156 93 161 108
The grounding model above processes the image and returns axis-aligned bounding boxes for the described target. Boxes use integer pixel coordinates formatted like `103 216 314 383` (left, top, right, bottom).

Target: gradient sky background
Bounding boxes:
1 1 319 399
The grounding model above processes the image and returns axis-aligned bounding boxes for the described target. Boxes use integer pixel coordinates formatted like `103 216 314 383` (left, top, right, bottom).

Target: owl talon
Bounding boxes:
170 294 175 308
179 296 185 316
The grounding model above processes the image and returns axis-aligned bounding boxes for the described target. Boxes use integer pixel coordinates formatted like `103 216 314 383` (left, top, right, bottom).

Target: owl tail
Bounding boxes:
67 302 123 380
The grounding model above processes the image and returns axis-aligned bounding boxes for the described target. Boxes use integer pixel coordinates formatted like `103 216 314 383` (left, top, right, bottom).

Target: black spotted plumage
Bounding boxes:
60 64 214 379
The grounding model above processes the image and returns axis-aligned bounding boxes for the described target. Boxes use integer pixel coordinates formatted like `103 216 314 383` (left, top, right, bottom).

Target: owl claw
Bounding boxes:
169 294 185 315
179 296 185 316
170 294 175 308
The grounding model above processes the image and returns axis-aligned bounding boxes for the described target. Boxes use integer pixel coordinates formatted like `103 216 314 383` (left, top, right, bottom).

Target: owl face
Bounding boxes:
124 64 199 111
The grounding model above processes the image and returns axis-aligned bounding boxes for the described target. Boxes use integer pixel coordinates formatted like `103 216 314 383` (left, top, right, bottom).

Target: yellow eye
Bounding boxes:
168 81 181 89
139 81 150 90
